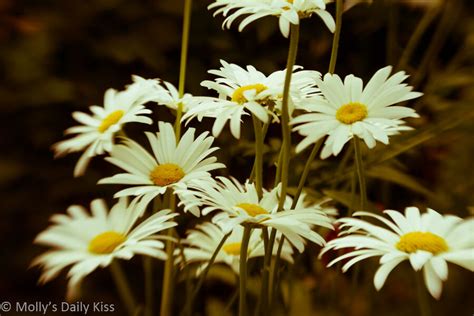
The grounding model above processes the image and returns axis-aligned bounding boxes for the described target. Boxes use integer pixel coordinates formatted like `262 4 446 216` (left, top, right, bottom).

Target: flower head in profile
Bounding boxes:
292 66 422 158
320 207 474 299
178 222 294 274
131 75 203 113
181 177 333 252
183 60 321 139
209 0 335 37
53 85 153 176
33 198 178 300
99 122 225 216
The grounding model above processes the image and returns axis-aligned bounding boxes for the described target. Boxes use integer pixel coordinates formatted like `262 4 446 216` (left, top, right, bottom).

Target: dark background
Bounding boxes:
0 0 473 315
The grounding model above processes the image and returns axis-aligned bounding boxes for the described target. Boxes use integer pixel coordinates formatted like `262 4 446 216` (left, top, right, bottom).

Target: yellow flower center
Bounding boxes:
98 110 124 133
236 203 268 217
231 84 268 104
88 231 126 254
222 242 242 256
335 102 368 124
149 163 185 186
396 232 449 255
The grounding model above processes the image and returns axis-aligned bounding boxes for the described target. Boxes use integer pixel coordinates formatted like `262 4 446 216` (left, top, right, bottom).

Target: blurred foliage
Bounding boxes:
0 0 473 315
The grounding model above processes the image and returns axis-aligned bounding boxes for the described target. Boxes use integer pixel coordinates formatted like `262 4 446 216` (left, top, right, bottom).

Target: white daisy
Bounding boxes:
183 60 321 138
178 222 294 274
180 177 333 252
131 75 204 113
33 198 178 300
320 206 474 299
209 0 335 37
98 122 225 216
291 66 423 158
53 85 153 177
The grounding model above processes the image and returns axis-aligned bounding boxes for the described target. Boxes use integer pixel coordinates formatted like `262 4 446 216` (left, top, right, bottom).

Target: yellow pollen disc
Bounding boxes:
222 242 242 256
335 102 368 124
98 110 124 133
231 84 268 104
150 163 185 186
396 232 449 255
88 231 126 254
236 203 268 217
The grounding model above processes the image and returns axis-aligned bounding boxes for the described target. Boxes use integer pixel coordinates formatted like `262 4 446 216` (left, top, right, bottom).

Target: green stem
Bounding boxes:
252 115 264 198
277 22 299 210
415 271 432 316
110 261 137 316
160 192 177 316
174 0 193 139
257 228 270 315
182 232 231 316
239 226 252 316
353 136 367 211
328 0 343 74
291 139 323 208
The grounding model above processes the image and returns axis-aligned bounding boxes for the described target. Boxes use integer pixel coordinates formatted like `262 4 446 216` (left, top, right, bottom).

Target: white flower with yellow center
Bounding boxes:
98 122 225 216
292 66 422 158
53 85 153 177
320 207 474 299
183 60 321 138
33 198 178 300
178 222 294 274
181 177 333 252
209 0 335 37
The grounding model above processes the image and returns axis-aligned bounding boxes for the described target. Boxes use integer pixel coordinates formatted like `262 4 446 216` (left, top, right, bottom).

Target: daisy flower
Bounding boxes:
98 122 225 216
178 222 294 274
182 60 321 138
291 66 423 158
53 85 153 177
181 177 333 252
33 198 178 300
131 75 204 113
320 207 474 299
209 0 335 37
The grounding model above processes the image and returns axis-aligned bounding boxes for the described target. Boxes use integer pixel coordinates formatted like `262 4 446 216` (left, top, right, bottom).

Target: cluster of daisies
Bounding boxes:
33 0 473 311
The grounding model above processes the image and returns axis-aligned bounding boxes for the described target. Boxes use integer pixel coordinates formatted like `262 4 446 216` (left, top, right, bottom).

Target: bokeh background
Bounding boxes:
1 0 473 315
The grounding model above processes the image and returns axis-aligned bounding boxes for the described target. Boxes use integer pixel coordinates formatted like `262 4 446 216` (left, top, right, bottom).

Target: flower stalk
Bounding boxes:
239 226 252 316
110 260 137 316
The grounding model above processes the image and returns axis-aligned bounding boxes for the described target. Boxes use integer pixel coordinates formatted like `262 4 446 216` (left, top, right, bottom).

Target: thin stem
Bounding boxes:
252 115 264 198
160 229 175 316
291 139 323 208
353 136 367 211
174 0 193 138
386 0 398 65
160 192 177 316
277 23 299 211
328 0 343 74
415 271 432 316
110 260 137 316
239 226 252 316
182 232 231 316
257 228 270 315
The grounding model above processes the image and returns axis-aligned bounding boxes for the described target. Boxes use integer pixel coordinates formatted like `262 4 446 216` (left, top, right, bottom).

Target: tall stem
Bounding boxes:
328 0 343 75
415 271 432 316
353 136 367 211
252 115 264 198
110 260 137 316
174 0 193 137
277 23 299 210
239 226 252 316
182 232 231 316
